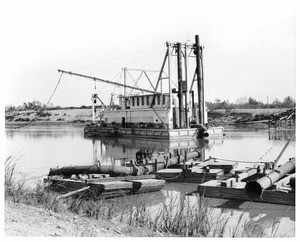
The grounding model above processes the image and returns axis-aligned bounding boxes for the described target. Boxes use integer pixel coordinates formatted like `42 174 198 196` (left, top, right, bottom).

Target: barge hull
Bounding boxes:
84 126 224 139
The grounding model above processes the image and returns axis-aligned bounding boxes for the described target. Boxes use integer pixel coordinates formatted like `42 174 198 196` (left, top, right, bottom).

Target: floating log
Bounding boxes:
245 158 295 200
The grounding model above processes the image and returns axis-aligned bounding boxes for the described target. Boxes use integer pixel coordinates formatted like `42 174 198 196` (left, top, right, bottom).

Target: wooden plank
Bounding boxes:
48 179 88 193
130 179 166 194
130 179 166 188
206 162 238 171
99 181 133 190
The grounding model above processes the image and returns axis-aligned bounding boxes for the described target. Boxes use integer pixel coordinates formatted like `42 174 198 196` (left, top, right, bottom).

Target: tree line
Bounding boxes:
205 96 295 110
5 100 92 112
5 96 296 113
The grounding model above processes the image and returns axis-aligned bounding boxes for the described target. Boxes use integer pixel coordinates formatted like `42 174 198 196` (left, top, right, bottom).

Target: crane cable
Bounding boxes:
13 72 64 130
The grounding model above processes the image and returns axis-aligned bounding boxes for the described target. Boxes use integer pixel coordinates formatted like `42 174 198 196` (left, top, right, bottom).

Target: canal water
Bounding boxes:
5 125 295 237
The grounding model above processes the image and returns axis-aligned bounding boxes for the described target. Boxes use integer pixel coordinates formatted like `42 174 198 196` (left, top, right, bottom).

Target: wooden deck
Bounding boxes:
198 178 295 206
46 175 165 199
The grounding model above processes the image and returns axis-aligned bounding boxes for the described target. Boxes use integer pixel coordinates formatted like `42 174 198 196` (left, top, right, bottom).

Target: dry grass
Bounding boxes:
5 155 288 237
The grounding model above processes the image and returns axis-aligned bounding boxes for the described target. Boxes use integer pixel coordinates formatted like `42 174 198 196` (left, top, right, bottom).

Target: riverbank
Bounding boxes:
5 201 122 237
5 107 293 129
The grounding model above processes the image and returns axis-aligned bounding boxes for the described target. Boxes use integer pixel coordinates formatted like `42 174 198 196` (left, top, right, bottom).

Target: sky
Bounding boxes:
0 0 297 107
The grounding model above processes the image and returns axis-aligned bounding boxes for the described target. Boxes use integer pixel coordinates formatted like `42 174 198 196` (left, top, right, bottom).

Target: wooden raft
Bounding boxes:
155 161 237 183
46 174 165 199
198 179 295 206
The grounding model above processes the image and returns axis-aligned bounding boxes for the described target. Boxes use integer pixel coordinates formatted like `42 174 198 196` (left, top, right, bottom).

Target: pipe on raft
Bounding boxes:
48 150 201 176
244 158 295 200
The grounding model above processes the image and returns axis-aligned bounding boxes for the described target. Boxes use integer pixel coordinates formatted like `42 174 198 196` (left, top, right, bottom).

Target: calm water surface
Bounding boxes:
5 125 295 237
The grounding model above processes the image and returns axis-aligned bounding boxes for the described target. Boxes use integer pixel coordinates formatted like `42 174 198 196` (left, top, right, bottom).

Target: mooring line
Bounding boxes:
22 174 48 181
209 157 263 164
155 173 183 180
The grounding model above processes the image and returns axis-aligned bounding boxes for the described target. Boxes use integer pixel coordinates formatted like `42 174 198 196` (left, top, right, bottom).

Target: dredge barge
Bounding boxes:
58 35 224 139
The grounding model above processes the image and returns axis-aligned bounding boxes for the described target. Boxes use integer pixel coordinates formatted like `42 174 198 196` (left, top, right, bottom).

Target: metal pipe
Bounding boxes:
48 150 201 177
245 158 295 200
177 42 183 128
195 35 203 125
184 44 189 128
123 67 127 107
200 45 205 125
91 94 96 122
167 42 173 129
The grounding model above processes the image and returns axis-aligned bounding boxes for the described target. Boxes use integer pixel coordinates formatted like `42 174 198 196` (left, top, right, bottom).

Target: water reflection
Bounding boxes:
268 128 295 141
91 137 209 165
5 124 83 139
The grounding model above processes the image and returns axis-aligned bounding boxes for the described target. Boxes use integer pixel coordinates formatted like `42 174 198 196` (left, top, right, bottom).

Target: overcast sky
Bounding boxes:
0 0 297 107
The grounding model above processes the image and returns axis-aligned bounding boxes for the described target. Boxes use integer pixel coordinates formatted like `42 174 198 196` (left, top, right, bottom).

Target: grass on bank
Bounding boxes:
5 156 285 237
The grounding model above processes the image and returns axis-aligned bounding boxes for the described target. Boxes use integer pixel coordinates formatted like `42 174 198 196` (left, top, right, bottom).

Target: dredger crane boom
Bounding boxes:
58 69 156 94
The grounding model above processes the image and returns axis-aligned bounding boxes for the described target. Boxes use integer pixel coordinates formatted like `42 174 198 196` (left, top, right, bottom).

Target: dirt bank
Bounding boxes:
5 201 122 237
5 107 293 129
5 108 93 123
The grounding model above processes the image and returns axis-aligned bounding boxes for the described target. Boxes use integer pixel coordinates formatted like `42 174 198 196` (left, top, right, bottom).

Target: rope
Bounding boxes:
45 72 63 107
13 73 63 130
155 173 183 180
255 146 274 162
209 157 264 164
210 140 286 164
23 174 48 181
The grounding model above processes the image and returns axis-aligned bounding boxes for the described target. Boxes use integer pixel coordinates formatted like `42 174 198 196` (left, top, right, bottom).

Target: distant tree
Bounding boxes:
282 96 295 108
248 97 259 106
5 104 15 112
271 98 281 108
236 97 248 105
23 102 28 110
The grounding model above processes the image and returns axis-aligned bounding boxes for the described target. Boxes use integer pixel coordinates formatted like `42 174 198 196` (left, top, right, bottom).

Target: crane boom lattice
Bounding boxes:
58 69 156 94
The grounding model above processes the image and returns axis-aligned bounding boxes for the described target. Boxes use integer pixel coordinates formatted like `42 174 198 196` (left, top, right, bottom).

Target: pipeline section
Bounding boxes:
48 150 201 177
245 158 295 200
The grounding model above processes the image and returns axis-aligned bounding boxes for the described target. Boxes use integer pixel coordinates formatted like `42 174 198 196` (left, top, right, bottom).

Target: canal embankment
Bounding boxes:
5 107 294 129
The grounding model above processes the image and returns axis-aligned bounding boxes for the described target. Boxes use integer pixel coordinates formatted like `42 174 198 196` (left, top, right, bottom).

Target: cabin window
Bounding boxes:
163 95 166 105
137 97 140 106
146 96 149 105
157 95 160 105
152 96 155 105
132 98 135 106
142 96 144 105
